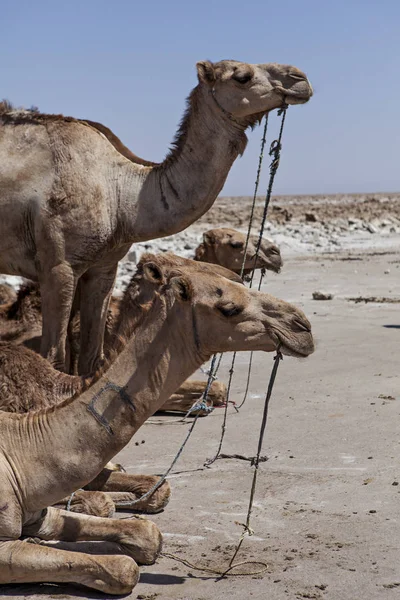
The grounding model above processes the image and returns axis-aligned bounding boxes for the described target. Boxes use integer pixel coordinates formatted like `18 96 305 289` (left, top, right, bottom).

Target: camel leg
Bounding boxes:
84 469 171 513
78 263 118 375
66 287 81 375
0 539 139 594
54 490 116 518
22 506 162 565
39 262 77 371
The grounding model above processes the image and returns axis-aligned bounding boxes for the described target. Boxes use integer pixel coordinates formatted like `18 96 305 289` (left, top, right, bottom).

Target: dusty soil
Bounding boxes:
1 194 399 599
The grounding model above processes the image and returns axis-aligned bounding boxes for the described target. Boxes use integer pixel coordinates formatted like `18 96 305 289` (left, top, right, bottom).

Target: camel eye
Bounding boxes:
217 303 243 318
230 240 244 249
233 72 252 85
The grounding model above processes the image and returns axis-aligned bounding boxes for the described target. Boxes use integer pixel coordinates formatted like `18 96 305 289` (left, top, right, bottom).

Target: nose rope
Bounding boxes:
210 87 243 126
205 104 288 470
164 347 283 578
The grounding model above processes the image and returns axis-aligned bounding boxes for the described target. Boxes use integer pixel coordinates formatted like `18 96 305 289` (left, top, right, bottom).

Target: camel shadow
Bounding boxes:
0 582 110 598
0 574 187 598
138 572 186 585
383 325 400 329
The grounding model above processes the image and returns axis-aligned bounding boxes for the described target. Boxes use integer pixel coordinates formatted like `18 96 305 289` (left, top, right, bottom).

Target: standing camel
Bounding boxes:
0 254 314 594
0 59 312 373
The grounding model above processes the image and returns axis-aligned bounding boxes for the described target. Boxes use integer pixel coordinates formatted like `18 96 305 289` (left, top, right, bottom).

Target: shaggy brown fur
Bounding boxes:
0 284 16 305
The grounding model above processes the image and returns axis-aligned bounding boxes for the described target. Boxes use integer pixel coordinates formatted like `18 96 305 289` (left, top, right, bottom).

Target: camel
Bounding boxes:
0 261 236 415
0 59 312 373
194 227 283 275
0 257 242 518
0 253 314 594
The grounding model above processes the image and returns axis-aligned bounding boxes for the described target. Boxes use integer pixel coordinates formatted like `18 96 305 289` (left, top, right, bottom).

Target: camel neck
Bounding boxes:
22 292 203 506
121 85 248 240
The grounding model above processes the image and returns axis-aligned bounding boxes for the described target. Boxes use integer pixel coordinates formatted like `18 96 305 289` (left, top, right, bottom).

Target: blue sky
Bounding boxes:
2 0 399 196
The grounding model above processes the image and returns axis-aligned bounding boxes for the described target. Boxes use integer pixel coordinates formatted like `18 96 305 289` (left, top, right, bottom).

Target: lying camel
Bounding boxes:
0 254 314 594
194 227 283 275
0 60 312 373
0 260 236 413
0 256 242 517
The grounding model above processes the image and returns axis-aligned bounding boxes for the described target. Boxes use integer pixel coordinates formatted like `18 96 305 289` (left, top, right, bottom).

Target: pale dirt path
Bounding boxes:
2 246 399 600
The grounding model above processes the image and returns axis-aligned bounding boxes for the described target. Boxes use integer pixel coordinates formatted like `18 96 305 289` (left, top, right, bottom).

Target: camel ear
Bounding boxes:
194 243 205 261
142 262 164 284
196 60 216 84
203 231 216 245
170 276 193 302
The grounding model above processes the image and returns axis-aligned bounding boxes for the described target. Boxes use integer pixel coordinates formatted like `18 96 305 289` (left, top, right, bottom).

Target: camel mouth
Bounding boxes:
279 343 312 358
274 332 314 358
269 264 282 274
275 85 313 105
249 253 282 274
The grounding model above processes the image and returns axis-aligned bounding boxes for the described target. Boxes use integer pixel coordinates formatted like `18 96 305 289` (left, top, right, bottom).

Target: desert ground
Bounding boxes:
1 194 399 600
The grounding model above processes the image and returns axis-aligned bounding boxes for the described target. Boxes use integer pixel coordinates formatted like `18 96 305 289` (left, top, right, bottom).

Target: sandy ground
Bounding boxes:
1 195 399 599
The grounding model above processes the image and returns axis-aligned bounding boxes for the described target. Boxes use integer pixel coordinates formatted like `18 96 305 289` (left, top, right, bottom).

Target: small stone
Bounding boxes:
305 212 318 222
392 481 399 486
312 291 333 300
369 509 377 513
384 269 390 274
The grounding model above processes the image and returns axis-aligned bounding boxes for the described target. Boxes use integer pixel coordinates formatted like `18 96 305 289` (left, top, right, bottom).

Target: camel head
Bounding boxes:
194 228 283 274
139 251 244 284
196 59 313 121
248 233 282 274
137 254 314 360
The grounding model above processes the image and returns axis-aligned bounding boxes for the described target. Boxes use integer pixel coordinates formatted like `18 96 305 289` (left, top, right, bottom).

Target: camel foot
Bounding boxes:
85 470 171 513
0 539 139 594
54 490 115 518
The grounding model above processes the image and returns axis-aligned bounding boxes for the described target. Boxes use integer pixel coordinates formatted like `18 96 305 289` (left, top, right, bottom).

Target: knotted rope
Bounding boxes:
162 348 283 577
114 109 289 583
205 104 288 467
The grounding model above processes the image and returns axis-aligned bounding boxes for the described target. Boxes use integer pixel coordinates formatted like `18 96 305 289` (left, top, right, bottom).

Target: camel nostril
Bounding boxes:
288 69 307 81
293 318 311 333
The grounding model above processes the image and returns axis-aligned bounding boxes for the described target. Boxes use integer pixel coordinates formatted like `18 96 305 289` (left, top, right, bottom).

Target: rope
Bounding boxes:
161 552 269 577
116 106 288 524
118 355 219 513
65 488 83 512
205 105 288 464
222 350 282 574
239 115 270 279
163 349 282 578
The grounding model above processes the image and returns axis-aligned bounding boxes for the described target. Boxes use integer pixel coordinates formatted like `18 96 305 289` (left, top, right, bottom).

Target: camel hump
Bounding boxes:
80 119 157 167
